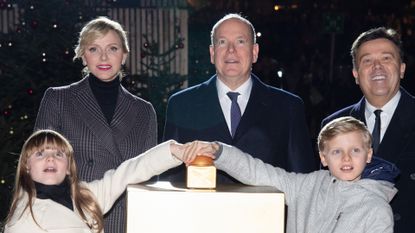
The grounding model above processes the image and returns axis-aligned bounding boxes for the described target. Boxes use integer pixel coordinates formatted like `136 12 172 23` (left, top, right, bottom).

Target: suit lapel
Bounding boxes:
348 98 366 124
70 77 120 158
233 75 266 140
200 76 232 141
378 89 415 161
110 86 138 140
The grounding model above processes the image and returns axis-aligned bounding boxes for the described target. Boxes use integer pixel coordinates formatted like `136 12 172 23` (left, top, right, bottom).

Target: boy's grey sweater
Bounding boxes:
215 144 397 233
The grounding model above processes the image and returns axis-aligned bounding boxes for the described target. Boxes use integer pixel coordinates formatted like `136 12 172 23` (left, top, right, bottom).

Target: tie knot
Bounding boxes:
374 109 382 117
227 92 240 101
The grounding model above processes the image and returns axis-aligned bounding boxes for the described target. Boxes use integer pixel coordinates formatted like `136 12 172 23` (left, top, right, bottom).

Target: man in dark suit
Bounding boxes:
322 27 415 233
162 13 317 183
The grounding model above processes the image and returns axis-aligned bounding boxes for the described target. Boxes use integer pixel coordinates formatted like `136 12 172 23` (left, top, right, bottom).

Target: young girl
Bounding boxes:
4 129 195 233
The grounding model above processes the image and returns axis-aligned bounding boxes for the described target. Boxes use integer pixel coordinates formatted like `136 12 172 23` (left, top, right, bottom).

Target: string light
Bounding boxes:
277 70 283 78
274 5 281 11
19 114 28 120
42 52 47 62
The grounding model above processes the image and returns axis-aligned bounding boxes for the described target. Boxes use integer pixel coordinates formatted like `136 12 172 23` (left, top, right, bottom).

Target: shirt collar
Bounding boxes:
216 76 253 102
365 90 401 118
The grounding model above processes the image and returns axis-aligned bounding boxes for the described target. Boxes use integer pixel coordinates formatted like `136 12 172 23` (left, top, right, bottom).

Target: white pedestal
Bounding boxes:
186 165 216 189
126 182 285 233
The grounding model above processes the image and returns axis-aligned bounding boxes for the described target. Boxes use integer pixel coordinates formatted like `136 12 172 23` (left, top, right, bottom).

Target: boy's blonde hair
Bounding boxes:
6 130 104 232
318 116 372 153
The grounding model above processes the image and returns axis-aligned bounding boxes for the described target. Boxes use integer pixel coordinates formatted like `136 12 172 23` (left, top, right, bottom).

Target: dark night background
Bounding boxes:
1 0 414 227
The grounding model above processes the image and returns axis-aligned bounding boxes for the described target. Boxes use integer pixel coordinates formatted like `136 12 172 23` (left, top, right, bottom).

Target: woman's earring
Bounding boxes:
82 60 87 66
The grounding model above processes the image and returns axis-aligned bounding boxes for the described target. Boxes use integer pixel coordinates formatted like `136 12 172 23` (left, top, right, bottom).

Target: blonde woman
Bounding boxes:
34 16 157 232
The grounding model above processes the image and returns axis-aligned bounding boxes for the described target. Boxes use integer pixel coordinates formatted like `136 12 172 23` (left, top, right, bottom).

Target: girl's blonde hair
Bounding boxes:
6 129 104 232
73 16 129 78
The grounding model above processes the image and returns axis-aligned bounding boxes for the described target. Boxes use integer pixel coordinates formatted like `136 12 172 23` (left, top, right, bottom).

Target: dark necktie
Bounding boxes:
227 92 241 137
372 109 382 154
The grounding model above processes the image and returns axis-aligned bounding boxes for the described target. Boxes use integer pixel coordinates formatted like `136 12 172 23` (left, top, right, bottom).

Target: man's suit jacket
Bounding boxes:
322 87 415 233
34 76 157 233
162 74 317 183
5 141 180 233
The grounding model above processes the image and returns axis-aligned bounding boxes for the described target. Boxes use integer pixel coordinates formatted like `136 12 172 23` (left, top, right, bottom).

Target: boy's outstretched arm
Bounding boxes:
214 143 301 195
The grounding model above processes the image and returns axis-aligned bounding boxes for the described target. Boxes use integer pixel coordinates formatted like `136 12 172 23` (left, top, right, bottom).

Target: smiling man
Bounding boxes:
161 13 317 184
322 27 415 233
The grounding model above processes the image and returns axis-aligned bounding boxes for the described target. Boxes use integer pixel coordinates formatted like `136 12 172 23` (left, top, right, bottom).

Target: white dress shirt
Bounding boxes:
216 77 252 135
365 91 401 142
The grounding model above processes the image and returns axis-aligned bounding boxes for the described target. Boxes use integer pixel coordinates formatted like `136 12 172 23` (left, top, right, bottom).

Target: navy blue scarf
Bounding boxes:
34 177 73 211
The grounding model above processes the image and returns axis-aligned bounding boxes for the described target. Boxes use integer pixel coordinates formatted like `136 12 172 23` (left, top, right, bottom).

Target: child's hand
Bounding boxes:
170 142 185 160
171 141 219 166
182 141 219 166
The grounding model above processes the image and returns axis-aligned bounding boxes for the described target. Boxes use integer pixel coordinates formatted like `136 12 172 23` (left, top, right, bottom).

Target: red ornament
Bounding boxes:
27 88 33 95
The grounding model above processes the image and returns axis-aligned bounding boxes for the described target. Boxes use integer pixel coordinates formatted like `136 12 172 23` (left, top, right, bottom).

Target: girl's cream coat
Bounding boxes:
5 141 181 233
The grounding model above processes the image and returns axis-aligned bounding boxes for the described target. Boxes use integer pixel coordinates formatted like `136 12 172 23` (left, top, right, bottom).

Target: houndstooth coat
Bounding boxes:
34 76 157 233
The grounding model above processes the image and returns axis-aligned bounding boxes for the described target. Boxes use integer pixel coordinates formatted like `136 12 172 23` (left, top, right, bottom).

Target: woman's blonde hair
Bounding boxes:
73 16 130 78
6 129 104 232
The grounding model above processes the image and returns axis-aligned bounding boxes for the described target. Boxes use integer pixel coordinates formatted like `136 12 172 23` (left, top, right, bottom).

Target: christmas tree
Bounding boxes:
124 33 187 141
0 0 106 225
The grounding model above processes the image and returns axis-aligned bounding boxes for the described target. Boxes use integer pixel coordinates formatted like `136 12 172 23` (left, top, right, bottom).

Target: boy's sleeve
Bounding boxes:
214 143 299 197
364 204 394 233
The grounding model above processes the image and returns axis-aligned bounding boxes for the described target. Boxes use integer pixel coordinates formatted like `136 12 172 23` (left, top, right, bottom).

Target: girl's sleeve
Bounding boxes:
85 140 182 213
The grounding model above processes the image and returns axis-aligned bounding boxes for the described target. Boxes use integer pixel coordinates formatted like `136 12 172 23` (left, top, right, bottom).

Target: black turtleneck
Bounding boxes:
35 178 73 211
88 74 120 124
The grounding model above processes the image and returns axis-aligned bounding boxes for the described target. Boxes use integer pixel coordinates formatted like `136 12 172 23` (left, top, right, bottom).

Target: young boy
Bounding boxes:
189 116 399 233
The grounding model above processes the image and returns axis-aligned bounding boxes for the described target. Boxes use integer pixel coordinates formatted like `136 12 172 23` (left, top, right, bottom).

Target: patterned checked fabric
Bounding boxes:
34 76 157 233
227 92 241 137
372 109 382 154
